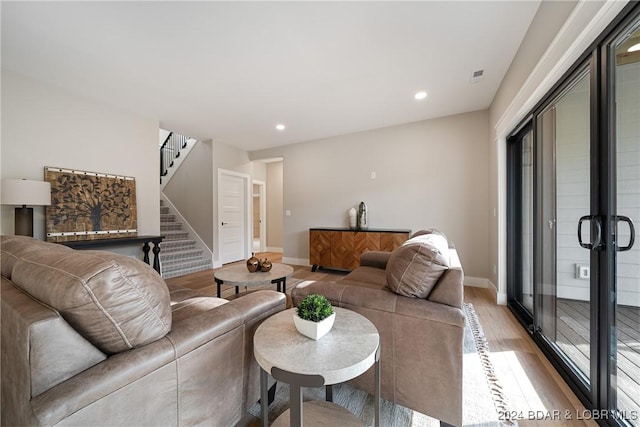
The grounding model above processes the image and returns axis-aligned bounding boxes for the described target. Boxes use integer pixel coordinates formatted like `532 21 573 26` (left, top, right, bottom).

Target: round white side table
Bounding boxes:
254 307 380 427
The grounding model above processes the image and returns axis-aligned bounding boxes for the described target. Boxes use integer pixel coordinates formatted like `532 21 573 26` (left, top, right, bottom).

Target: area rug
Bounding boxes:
248 302 516 426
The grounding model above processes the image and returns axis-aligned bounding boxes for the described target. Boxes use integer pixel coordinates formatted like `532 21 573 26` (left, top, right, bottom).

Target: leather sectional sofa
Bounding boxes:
292 230 465 426
0 235 286 426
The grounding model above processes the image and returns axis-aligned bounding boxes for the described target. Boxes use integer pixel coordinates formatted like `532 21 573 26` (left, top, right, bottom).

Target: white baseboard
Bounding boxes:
267 247 283 253
464 276 490 288
465 276 506 305
283 257 309 267
496 291 508 306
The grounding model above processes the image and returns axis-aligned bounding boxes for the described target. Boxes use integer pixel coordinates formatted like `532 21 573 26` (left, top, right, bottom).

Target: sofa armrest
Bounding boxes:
427 248 464 309
167 290 285 357
359 251 391 269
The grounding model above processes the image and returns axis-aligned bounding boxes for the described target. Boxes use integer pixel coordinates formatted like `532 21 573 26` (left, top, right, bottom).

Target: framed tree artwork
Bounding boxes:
44 166 138 242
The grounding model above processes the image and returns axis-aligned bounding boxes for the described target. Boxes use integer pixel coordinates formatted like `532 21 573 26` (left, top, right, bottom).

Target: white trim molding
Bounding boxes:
465 276 505 305
464 276 491 288
252 179 267 253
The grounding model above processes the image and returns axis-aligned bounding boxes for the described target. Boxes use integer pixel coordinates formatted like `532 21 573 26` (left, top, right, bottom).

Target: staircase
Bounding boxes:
158 131 213 279
159 199 212 278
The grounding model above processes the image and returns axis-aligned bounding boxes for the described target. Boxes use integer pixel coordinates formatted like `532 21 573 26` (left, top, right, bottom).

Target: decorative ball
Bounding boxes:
260 259 272 272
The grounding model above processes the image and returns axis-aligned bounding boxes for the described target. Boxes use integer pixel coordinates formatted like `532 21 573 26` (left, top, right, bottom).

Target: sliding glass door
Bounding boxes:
536 69 592 384
611 19 640 423
507 5 639 426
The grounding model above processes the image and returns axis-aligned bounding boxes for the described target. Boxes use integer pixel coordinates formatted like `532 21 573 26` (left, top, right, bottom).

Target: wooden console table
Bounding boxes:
60 235 164 274
309 228 410 271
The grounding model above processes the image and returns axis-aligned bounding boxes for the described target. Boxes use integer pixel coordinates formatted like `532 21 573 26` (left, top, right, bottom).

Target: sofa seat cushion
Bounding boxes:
10 249 171 354
386 233 450 298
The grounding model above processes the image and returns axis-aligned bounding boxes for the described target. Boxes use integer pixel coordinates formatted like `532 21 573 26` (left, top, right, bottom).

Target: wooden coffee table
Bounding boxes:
213 263 294 297
254 307 380 427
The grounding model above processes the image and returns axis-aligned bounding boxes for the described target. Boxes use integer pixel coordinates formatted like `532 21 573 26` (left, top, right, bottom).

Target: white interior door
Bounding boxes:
218 170 249 264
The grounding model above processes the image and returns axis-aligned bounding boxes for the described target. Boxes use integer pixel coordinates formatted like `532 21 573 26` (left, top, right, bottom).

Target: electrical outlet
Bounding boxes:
370 171 376 179
575 264 590 280
285 210 291 216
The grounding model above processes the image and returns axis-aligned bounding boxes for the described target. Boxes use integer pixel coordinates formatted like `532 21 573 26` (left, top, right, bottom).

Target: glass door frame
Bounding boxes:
506 121 535 328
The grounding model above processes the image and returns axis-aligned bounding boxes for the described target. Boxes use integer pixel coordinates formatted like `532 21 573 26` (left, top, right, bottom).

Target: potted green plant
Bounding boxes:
294 294 335 340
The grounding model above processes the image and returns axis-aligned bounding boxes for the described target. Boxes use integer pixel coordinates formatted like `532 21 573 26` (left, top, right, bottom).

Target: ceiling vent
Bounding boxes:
470 69 484 84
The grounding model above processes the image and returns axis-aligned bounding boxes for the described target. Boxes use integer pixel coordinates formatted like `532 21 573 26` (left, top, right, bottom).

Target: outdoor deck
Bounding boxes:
556 299 639 420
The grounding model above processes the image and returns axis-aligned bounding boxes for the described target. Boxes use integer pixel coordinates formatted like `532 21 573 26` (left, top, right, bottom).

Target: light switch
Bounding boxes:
285 210 291 216
370 171 376 179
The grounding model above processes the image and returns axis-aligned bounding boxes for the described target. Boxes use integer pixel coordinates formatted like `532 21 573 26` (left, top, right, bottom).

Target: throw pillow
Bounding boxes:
386 233 450 298
11 249 171 354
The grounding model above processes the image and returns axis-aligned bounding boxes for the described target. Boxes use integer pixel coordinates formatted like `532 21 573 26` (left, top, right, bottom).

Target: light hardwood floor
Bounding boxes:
166 253 597 426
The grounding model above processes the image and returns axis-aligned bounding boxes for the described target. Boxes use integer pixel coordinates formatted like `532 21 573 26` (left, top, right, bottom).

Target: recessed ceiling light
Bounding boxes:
628 43 640 53
275 124 286 131
414 91 427 100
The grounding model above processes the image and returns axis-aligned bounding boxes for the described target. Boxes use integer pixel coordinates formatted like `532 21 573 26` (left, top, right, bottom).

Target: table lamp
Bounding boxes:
1 179 51 237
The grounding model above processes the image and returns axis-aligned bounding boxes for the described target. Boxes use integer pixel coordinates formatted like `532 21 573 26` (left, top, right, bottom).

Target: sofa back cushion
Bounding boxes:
10 248 171 354
386 232 450 298
1 235 71 279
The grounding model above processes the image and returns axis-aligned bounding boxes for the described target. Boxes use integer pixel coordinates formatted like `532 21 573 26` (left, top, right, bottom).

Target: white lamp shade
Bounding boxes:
1 179 51 206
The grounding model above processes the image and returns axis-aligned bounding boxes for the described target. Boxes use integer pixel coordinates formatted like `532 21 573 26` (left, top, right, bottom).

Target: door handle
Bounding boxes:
615 215 635 252
577 215 602 250
221 222 227 226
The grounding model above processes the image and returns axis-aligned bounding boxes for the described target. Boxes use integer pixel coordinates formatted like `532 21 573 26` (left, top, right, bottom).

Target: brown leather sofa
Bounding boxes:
292 230 465 426
1 235 286 426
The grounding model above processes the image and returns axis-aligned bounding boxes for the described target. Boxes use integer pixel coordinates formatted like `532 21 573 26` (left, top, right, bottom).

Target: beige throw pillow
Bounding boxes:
386 233 450 298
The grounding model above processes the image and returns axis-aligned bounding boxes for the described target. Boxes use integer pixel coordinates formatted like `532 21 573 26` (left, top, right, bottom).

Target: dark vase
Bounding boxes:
247 253 260 272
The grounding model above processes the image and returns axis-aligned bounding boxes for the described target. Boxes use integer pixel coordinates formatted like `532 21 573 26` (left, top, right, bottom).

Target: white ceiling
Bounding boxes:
1 1 541 151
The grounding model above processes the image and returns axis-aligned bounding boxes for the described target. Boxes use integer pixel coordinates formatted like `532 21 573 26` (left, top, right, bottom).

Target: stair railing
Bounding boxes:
160 132 189 183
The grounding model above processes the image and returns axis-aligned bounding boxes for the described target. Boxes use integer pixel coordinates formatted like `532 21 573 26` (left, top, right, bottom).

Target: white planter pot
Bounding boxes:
293 312 336 340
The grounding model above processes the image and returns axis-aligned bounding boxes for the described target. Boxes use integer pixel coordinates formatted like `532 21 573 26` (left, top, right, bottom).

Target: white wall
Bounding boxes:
252 161 267 182
266 161 284 250
163 139 214 250
1 71 159 258
251 110 491 279
159 128 170 146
